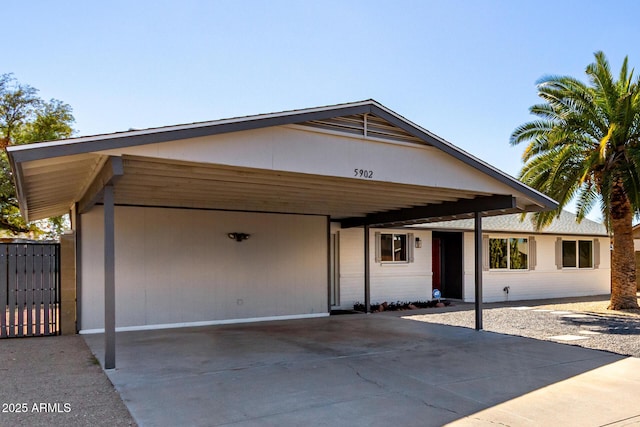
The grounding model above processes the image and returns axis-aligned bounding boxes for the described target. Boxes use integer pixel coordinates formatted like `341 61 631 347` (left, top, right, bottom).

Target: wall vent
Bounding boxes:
299 114 425 144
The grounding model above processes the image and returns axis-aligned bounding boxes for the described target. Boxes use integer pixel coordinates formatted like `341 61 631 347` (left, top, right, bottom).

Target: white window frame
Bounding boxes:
375 232 414 264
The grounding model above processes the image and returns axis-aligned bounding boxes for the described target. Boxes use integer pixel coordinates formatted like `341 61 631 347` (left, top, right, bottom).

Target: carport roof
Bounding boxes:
7 99 557 224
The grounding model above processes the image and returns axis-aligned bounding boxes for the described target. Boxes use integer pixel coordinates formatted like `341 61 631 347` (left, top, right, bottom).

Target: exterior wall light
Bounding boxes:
228 232 251 242
415 237 422 248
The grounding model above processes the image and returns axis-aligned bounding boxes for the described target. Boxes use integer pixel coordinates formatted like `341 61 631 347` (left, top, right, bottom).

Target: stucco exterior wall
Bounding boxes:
336 227 610 309
99 125 523 196
335 228 432 309
462 232 611 303
80 206 328 332
60 231 77 334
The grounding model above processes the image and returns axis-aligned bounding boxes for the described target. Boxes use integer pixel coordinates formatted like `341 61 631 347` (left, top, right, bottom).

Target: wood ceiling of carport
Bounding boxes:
111 155 493 220
18 153 103 221
18 152 516 226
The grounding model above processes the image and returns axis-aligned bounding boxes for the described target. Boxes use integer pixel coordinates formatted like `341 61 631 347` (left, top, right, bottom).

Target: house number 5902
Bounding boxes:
354 169 374 179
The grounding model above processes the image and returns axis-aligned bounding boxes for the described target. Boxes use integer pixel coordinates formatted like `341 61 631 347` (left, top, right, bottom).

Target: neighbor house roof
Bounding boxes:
417 210 608 236
7 99 558 224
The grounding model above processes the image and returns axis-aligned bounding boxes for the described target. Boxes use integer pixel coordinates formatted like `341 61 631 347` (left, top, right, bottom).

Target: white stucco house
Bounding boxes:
10 99 611 368
332 211 610 311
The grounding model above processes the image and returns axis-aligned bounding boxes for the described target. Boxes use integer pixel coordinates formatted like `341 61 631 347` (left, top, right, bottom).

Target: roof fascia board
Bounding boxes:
78 156 124 214
8 104 374 164
340 194 516 228
368 104 558 211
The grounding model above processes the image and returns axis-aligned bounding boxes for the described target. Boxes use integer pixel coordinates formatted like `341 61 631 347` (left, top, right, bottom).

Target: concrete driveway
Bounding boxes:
83 313 640 426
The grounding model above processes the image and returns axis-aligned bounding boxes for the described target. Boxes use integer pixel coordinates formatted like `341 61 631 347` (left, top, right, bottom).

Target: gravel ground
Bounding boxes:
0 335 136 427
405 295 640 358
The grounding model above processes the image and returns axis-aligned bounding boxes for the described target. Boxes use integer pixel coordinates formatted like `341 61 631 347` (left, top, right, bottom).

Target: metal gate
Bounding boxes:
1 243 60 338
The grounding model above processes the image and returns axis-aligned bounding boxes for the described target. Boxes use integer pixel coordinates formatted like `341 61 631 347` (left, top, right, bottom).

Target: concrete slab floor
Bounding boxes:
83 314 640 427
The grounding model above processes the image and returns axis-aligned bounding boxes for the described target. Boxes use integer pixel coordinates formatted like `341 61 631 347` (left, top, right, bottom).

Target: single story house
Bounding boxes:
8 100 564 367
332 211 610 311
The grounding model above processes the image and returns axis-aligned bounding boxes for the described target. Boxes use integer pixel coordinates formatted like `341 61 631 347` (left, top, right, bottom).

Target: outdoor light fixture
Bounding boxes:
415 237 422 248
228 232 251 242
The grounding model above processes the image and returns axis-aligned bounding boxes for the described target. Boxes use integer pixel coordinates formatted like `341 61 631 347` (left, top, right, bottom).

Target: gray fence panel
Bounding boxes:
54 245 60 335
25 244 34 336
16 245 26 337
33 244 43 334
45 244 59 336
44 244 57 336
43 245 51 335
42 245 49 335
1 243 60 338
8 245 17 337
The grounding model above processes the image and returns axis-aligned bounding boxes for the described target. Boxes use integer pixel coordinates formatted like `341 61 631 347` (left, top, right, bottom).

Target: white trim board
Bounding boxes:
79 312 330 334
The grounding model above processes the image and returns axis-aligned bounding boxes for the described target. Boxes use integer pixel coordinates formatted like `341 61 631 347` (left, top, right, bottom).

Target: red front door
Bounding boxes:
432 238 441 290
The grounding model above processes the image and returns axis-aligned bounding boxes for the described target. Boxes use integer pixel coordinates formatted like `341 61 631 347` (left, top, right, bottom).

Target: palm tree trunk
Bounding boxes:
609 183 640 310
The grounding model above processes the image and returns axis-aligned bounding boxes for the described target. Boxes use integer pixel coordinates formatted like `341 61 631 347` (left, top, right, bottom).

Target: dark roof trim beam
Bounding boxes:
340 195 516 228
78 156 124 214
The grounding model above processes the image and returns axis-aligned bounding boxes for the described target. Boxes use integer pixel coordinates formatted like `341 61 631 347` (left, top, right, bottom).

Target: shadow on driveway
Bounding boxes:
558 313 640 335
83 314 640 426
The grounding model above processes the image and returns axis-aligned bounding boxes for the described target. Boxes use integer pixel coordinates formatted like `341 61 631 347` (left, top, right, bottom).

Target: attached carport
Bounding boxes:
7 100 557 368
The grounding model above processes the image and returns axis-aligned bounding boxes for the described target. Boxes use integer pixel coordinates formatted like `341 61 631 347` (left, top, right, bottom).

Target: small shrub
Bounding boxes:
353 299 450 312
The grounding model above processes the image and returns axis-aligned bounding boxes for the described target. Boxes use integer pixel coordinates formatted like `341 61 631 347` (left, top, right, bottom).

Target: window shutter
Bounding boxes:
594 239 600 269
482 235 489 271
374 232 381 263
408 233 415 263
555 237 562 269
528 236 536 270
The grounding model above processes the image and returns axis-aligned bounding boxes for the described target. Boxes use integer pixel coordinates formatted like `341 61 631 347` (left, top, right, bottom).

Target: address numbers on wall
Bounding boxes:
354 169 374 179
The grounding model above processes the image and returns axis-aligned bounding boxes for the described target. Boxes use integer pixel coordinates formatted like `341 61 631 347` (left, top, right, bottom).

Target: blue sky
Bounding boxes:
7 0 640 184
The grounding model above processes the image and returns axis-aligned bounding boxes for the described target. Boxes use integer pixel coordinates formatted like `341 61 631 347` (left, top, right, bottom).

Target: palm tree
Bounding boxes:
511 51 640 310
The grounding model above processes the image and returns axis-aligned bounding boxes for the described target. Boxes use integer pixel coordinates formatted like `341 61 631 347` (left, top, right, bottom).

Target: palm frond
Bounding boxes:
599 123 616 160
509 120 553 146
575 182 599 221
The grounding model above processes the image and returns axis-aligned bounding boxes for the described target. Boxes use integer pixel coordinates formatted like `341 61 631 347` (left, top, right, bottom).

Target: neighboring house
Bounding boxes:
332 211 610 310
7 100 559 348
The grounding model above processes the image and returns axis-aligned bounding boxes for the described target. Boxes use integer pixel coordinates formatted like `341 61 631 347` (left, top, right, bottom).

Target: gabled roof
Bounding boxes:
419 210 608 236
7 100 558 223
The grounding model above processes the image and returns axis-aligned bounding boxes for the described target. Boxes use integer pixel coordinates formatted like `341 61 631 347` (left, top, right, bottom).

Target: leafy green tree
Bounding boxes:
511 52 640 310
0 73 74 238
